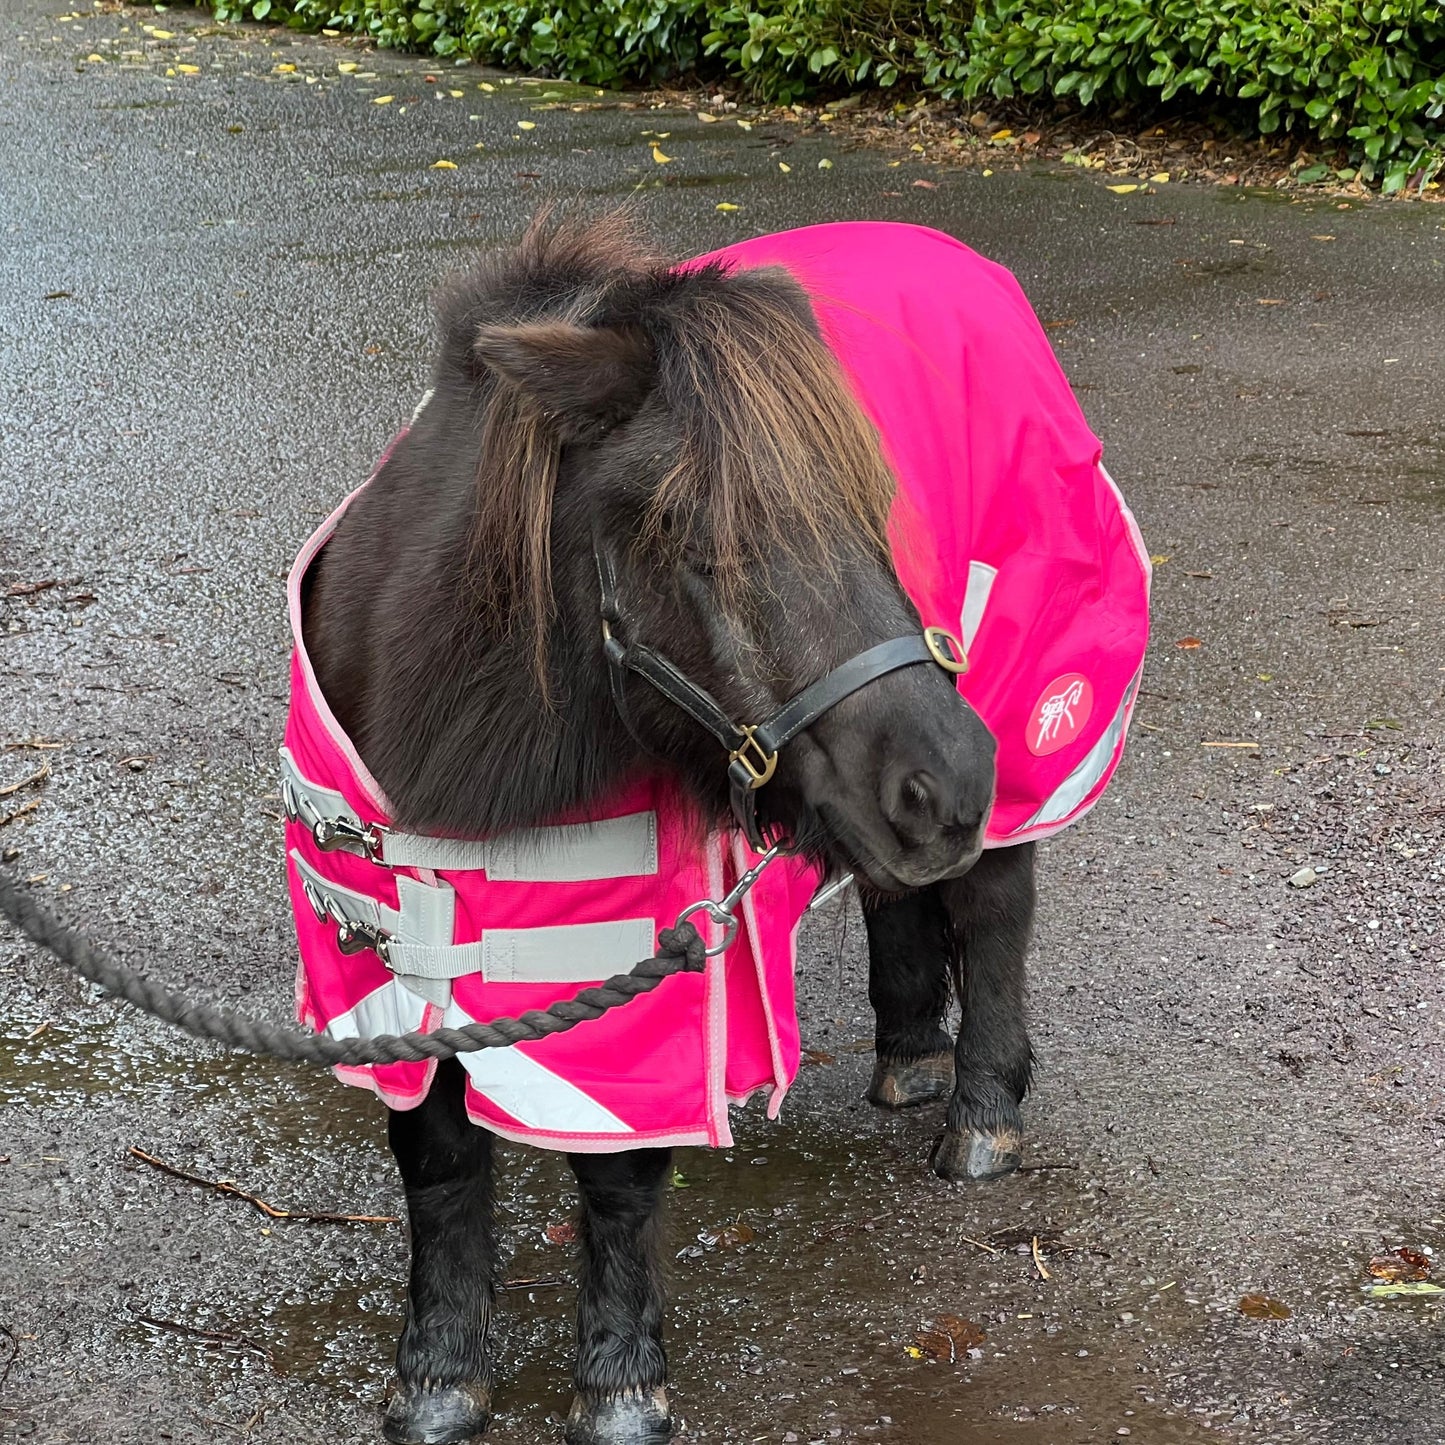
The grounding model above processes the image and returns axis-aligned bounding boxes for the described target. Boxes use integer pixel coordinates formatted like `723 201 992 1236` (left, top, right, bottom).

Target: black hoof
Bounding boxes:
867 1051 954 1110
382 1380 492 1444
564 1386 673 1445
930 1126 1022 1183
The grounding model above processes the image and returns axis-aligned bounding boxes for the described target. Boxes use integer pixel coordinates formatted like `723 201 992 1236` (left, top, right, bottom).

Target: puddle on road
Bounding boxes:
8 1022 1236 1441
224 1122 1232 1443
0 1018 385 1158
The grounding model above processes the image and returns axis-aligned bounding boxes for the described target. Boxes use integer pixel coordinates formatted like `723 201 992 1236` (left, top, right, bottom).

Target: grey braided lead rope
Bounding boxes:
0 869 706 1068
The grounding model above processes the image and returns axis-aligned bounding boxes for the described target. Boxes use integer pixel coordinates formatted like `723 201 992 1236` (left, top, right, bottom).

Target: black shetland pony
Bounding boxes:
304 214 1037 1445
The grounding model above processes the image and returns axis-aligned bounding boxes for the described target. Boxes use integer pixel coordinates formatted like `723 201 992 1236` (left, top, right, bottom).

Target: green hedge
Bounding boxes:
963 1 1445 191
212 0 954 97
209 0 1445 189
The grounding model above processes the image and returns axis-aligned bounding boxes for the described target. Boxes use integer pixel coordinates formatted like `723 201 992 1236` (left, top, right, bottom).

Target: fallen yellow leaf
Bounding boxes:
431 159 457 169
518 120 536 130
322 27 339 36
715 202 740 211
817 157 833 169
1150 172 1170 183
373 94 394 105
1107 183 1140 194
1150 554 1172 565
449 89 463 98
85 52 104 61
337 62 359 73
478 82 495 91
990 129 1012 141
274 63 296 73
982 168 994 176
778 161 791 173
149 28 174 39
176 63 199 74
905 1346 924 1359
652 145 672 163
736 119 752 131
164 67 175 76
698 111 719 123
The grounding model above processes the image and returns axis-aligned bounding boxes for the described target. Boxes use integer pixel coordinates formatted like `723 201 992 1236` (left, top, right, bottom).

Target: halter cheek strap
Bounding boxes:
595 546 967 851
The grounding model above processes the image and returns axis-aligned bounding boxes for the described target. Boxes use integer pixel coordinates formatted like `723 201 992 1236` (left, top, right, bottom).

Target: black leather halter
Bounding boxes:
596 547 968 850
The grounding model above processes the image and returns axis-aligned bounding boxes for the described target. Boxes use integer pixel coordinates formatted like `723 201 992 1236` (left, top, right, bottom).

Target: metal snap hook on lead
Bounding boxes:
673 900 740 957
672 843 781 957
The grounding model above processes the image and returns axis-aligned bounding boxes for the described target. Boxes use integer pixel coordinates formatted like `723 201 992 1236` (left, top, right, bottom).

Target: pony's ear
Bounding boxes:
472 319 655 440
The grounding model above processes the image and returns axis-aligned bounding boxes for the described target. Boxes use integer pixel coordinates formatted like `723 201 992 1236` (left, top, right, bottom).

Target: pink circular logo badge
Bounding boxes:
1028 673 1093 757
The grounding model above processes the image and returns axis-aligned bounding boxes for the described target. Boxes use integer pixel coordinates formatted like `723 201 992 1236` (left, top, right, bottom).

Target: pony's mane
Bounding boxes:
437 210 898 671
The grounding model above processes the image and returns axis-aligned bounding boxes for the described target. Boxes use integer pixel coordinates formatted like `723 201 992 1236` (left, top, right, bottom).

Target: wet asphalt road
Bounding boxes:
1 5 1443 1444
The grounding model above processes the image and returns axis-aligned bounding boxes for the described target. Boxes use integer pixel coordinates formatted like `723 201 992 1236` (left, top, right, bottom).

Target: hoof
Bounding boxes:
930 1126 1022 1183
382 1380 492 1444
867 1051 954 1110
565 1386 673 1445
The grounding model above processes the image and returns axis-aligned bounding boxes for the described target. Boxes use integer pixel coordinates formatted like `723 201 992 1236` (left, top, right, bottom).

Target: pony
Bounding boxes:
297 211 1100 1445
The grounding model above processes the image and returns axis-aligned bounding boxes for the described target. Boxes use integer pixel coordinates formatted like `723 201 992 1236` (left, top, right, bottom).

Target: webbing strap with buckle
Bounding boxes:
280 748 492 872
290 849 485 982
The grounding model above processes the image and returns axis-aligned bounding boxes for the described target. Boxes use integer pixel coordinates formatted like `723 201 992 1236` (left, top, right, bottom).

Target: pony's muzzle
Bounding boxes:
880 755 988 863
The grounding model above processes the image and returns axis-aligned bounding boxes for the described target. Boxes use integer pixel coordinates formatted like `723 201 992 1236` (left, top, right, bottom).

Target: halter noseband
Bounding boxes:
595 547 968 851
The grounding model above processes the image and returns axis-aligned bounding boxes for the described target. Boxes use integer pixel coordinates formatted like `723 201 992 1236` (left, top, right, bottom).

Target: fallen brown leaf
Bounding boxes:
700 1221 756 1250
1369 1248 1431 1282
1238 1292 1291 1320
914 1313 986 1363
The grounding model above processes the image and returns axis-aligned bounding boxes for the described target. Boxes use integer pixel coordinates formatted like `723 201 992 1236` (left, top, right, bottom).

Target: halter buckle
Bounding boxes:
923 626 969 675
728 726 778 790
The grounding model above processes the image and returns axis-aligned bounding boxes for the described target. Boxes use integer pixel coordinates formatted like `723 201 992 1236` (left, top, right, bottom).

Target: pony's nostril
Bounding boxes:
884 769 946 842
903 771 936 815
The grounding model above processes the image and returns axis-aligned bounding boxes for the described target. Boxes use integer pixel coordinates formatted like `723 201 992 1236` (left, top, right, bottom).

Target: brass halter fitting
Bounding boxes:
922 626 969 675
728 725 779 790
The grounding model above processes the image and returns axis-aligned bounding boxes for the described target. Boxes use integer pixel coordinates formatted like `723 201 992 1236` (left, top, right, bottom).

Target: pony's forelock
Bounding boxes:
451 211 898 678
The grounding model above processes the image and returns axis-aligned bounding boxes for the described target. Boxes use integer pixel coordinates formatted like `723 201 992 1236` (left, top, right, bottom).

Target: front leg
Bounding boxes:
862 886 955 1109
565 1147 674 1445
931 842 1037 1183
384 1059 496 1445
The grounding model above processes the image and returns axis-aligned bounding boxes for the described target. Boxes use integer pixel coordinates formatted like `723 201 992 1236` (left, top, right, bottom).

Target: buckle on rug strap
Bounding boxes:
334 917 393 965
311 814 388 863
